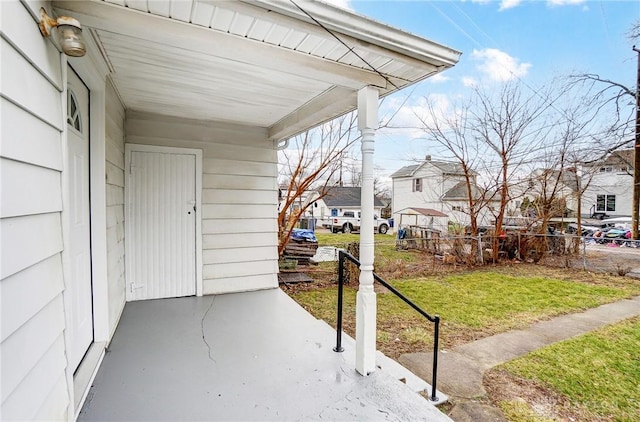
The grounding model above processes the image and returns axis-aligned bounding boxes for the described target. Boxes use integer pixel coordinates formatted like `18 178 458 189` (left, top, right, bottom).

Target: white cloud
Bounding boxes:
429 73 450 83
471 48 531 81
462 76 477 87
547 0 585 6
319 0 353 11
378 93 454 141
498 0 522 11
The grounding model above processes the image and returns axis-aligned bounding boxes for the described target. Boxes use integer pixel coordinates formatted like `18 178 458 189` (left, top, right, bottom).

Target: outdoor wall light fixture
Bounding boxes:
38 8 86 57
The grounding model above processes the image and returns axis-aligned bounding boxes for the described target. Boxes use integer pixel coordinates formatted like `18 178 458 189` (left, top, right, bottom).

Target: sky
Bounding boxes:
311 0 640 186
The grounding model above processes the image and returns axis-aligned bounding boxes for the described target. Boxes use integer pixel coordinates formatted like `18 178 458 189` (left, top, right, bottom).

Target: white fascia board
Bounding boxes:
246 0 462 68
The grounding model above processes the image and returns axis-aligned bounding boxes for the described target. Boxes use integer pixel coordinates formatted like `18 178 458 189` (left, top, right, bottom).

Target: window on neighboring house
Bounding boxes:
596 194 616 212
599 166 613 173
452 205 462 212
413 178 422 192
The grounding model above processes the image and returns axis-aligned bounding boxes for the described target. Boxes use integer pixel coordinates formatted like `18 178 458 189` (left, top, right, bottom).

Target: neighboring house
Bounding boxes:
390 156 496 231
0 1 459 419
309 186 385 220
581 149 633 218
279 185 315 216
509 168 580 218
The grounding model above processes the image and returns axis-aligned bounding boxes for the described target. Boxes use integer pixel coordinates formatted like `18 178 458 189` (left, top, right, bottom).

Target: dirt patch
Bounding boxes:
484 369 603 422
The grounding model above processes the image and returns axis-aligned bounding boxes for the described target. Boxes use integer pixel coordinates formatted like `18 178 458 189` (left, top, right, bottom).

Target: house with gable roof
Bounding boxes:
309 186 385 220
0 1 460 419
391 156 497 231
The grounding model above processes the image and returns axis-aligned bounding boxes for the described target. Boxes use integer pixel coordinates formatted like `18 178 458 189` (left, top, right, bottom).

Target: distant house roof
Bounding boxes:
390 159 472 179
390 164 420 178
604 149 633 166
396 207 448 217
322 187 384 208
529 168 581 194
442 181 501 201
442 181 468 200
431 161 468 175
584 149 634 168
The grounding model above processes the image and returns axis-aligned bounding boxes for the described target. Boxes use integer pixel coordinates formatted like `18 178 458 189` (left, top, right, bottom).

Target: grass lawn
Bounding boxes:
288 232 640 419
288 266 640 359
490 316 640 421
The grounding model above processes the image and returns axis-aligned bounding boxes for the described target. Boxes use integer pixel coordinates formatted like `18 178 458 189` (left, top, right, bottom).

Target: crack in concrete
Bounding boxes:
201 296 216 363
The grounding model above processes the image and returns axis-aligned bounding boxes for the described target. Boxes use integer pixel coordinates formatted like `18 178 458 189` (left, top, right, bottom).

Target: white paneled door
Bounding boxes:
127 149 197 301
66 67 93 371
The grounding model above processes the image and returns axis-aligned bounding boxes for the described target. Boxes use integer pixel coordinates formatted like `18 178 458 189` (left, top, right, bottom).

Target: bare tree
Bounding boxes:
415 97 496 244
627 20 640 41
469 81 560 260
568 25 638 236
278 113 359 256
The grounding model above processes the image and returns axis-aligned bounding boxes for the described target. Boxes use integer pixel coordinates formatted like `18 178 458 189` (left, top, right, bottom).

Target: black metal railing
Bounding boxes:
333 250 441 402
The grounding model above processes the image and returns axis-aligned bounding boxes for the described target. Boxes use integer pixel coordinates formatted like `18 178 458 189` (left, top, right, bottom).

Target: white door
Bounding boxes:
66 67 93 371
127 150 197 301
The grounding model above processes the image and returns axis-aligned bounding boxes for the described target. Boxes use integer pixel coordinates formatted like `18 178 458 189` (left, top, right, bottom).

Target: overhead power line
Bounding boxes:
289 0 399 90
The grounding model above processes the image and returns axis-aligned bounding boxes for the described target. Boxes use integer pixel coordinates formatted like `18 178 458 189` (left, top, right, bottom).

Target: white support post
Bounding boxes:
355 86 379 376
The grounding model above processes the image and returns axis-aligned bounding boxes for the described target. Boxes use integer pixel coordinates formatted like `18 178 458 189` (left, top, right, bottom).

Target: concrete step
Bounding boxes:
315 318 448 405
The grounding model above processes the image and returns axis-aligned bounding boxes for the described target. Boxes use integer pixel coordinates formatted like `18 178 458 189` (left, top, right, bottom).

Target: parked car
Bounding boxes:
600 217 632 229
320 212 390 234
565 223 601 237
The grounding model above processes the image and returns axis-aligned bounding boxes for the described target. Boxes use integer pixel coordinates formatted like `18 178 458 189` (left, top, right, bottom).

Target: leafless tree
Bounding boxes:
415 97 496 244
567 24 638 236
627 20 640 43
278 113 359 255
469 81 562 260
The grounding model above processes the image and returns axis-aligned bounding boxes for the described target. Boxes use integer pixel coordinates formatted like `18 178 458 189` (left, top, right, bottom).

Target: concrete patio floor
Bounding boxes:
79 288 450 421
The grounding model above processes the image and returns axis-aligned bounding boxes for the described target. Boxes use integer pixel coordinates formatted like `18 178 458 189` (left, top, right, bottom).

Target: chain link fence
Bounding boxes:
393 229 640 273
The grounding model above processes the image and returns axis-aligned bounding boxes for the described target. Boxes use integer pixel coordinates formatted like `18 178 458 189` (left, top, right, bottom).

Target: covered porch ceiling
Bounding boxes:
54 0 461 141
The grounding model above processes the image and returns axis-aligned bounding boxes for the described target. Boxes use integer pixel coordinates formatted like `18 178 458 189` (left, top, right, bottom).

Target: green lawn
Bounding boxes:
313 231 428 271
313 232 396 248
291 232 640 419
496 317 640 421
289 268 640 358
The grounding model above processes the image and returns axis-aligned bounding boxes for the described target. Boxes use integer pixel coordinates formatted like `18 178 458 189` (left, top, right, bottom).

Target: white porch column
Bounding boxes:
355 86 379 375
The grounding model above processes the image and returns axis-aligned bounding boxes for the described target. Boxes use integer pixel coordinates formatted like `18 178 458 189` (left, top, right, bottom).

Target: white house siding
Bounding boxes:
392 166 494 231
1 0 70 419
105 80 126 336
125 111 279 294
392 167 443 220
582 170 632 217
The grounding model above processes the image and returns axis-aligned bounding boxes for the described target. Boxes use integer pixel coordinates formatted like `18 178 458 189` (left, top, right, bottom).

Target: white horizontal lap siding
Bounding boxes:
105 80 126 337
0 1 69 419
582 173 633 217
125 111 279 295
391 178 415 218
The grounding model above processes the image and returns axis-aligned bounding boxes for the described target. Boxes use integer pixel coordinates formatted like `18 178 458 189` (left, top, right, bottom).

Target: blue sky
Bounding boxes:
321 0 640 184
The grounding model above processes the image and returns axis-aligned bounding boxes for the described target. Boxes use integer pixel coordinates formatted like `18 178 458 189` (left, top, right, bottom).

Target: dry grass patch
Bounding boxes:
286 265 640 359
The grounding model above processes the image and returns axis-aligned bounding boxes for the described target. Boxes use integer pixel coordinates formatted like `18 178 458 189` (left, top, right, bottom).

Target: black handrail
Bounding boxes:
334 250 441 402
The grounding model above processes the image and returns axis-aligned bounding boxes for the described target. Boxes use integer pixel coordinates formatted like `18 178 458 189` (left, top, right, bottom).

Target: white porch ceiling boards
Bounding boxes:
53 0 462 141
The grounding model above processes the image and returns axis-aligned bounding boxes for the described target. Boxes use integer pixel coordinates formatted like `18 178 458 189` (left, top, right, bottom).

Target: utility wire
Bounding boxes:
430 1 632 139
289 0 400 90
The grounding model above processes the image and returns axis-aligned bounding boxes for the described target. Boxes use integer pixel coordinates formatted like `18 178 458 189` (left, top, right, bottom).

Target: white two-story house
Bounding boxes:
390 156 496 231
581 149 633 218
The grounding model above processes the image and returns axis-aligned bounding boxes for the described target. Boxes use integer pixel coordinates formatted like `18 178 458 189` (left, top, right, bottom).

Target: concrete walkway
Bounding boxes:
399 295 640 421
